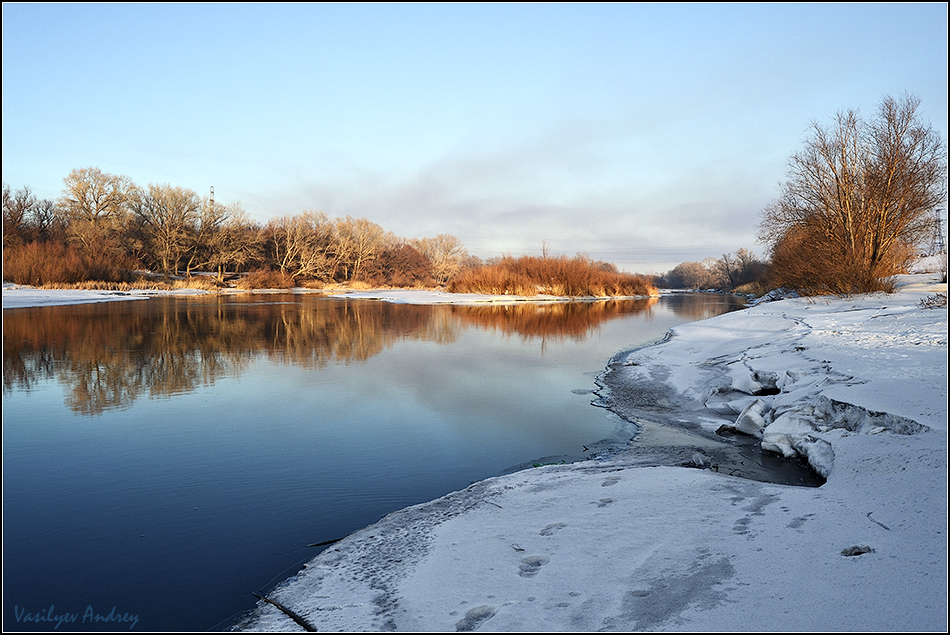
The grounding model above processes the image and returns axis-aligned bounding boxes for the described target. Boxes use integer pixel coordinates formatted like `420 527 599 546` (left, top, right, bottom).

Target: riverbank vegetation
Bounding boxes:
758 94 946 295
2 173 657 296
2 172 476 290
447 254 656 297
654 95 946 296
653 248 770 294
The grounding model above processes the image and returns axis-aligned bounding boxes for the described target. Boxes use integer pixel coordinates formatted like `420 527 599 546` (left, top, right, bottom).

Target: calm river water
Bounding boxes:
3 293 744 631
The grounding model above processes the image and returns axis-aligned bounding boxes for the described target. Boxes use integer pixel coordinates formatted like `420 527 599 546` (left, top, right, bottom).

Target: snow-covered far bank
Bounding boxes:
236 273 947 633
0 282 210 308
322 288 642 304
1 283 653 310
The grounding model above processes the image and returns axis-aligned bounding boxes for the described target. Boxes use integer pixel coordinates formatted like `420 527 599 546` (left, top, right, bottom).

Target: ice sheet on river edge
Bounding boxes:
235 274 947 632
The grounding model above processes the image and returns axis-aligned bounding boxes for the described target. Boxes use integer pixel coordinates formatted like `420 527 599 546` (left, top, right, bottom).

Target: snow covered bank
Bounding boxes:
600 275 947 480
1 284 638 310
236 274 947 632
1 283 208 308
324 288 653 304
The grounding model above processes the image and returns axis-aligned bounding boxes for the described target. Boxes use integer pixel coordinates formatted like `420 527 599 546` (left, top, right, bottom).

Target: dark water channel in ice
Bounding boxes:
3 292 809 631
594 368 826 488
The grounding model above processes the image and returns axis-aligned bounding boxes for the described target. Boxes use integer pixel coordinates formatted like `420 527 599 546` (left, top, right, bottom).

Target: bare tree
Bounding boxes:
182 197 231 276
31 198 62 240
334 216 388 281
265 211 337 280
713 252 738 289
131 184 201 277
413 234 467 286
3 183 36 247
657 261 716 289
711 248 767 290
760 94 947 293
360 242 434 287
59 167 135 252
205 206 262 281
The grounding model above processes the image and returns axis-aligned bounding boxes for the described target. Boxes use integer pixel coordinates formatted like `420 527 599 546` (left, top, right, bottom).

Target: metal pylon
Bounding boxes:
931 209 946 256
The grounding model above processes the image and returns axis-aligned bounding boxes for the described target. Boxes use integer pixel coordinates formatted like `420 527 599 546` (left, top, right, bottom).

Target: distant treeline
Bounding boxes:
14 164 920 298
2 169 477 289
1 169 764 297
653 248 769 294
1 169 660 296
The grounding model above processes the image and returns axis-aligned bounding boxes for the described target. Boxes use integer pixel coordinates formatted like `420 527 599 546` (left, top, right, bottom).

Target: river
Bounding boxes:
3 292 746 631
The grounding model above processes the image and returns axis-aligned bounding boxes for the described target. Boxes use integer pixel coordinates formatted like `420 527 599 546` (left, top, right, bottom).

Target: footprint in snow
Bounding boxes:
519 555 550 577
455 605 496 631
539 522 566 536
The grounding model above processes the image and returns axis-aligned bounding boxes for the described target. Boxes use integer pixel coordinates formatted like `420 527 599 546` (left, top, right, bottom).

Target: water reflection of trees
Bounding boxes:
450 298 659 341
2 294 735 416
664 293 747 320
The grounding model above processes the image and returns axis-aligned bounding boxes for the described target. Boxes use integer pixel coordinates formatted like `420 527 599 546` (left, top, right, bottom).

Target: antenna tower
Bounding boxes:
930 209 946 256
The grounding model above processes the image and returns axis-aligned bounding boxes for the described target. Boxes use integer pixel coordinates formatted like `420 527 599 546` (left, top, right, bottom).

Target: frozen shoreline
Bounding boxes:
233 273 947 632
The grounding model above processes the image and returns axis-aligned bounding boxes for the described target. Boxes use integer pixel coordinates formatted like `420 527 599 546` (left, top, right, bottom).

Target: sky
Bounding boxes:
2 3 948 274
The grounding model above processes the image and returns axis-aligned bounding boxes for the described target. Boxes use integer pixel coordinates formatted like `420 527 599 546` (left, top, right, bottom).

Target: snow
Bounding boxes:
3 276 947 632
324 289 644 304
1 282 207 308
910 253 948 275
0 285 611 309
234 273 948 633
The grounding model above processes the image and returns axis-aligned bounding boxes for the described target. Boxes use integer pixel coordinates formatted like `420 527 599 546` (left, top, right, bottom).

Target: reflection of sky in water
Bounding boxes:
1 295 743 632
